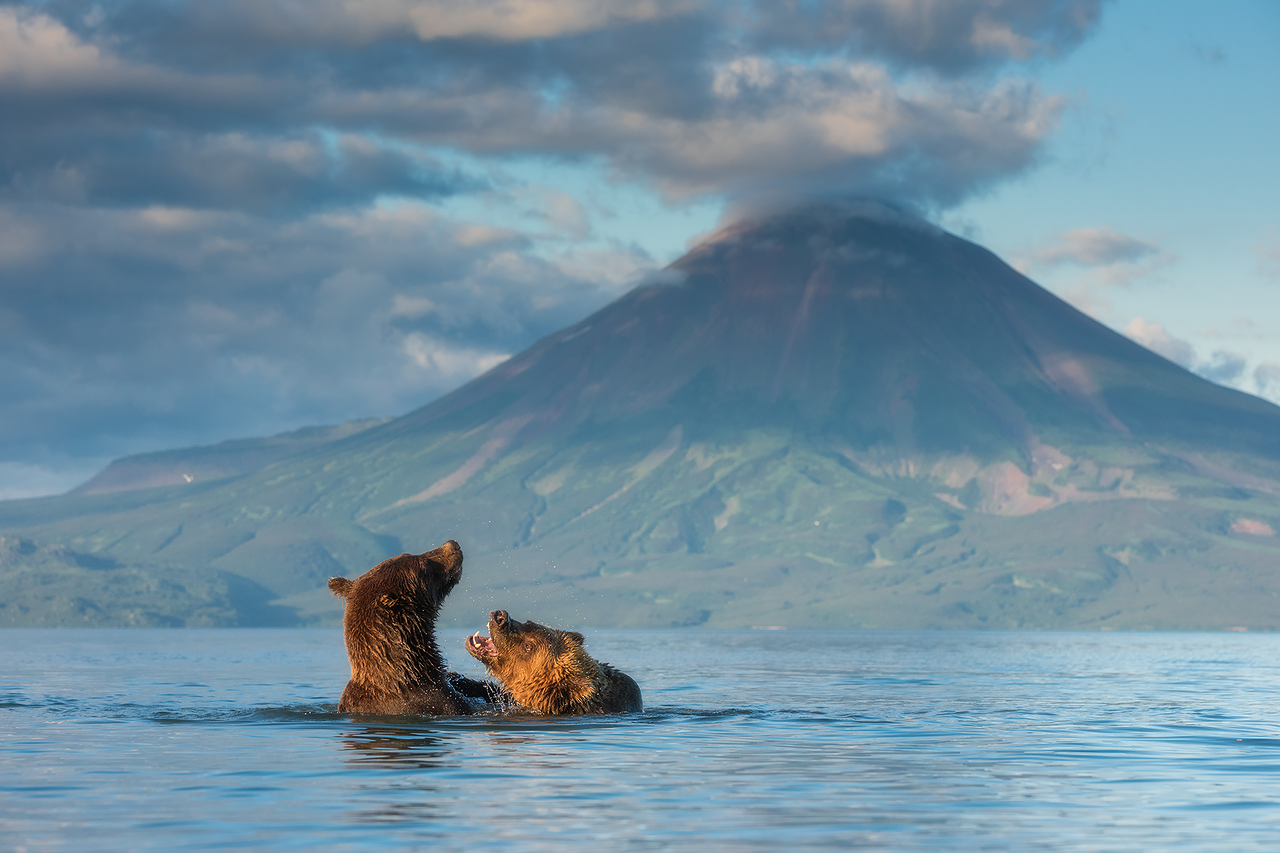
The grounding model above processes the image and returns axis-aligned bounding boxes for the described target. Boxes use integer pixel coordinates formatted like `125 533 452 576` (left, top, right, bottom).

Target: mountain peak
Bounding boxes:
6 206 1280 630
702 199 941 245
411 202 1278 466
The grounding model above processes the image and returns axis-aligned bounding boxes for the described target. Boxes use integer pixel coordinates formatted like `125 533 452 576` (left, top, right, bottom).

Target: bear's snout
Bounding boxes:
490 609 508 627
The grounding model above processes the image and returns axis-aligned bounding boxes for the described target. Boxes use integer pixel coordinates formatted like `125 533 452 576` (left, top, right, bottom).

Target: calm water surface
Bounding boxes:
2 628 1279 851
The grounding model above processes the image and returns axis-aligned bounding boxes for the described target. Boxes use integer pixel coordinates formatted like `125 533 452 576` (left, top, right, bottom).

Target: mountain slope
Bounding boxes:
385 202 1280 459
70 418 391 496
4 202 1279 629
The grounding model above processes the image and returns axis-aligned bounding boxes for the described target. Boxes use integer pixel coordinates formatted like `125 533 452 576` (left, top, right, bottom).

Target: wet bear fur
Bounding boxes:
465 609 642 715
328 540 492 715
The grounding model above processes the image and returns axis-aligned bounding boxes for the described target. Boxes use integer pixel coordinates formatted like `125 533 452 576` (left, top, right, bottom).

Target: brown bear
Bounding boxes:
464 609 643 715
328 540 493 715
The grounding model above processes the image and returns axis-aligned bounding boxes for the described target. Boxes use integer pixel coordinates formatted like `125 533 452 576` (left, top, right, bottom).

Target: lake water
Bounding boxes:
2 629 1279 851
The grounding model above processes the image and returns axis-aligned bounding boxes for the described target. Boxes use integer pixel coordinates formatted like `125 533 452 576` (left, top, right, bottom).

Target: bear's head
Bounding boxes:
328 540 463 684
465 609 595 713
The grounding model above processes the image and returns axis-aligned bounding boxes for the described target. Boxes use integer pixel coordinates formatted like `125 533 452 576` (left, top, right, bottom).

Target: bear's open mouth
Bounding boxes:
467 632 498 658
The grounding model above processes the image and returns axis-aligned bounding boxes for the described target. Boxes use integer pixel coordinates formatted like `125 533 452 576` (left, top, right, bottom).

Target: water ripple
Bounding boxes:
3 628 1280 852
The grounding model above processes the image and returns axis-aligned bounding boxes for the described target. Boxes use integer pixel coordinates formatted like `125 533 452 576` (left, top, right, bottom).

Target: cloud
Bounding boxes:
0 1 1104 207
1022 225 1173 286
125 0 698 47
0 0 1110 494
1123 317 1195 368
1197 350 1248 386
402 333 511 378
1256 363 1280 402
748 0 1107 74
1017 226 1174 312
1027 227 1156 268
7 129 474 212
121 0 1101 67
1122 317 1280 403
0 7 119 85
611 63 1064 203
0 198 651 464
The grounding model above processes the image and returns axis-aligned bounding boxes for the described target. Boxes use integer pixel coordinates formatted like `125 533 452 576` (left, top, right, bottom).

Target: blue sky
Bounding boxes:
953 0 1280 397
1 0 1277 498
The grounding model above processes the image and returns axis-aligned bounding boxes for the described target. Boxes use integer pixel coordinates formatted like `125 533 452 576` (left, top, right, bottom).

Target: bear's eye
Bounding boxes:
524 642 534 653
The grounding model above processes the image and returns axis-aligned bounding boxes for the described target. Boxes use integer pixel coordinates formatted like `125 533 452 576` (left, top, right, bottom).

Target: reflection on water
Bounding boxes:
483 731 541 747
340 727 450 827
2 627 1280 851
340 725 453 769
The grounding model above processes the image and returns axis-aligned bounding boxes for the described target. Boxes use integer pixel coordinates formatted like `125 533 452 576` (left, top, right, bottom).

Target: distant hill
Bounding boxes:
69 419 391 496
3 202 1279 630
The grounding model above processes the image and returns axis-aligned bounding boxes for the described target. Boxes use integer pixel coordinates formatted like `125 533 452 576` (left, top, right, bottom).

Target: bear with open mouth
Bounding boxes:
328 540 494 715
465 609 643 715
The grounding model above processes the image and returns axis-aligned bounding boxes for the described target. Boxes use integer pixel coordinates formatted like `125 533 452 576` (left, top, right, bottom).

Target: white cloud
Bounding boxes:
1197 350 1248 385
0 1 1093 209
1041 227 1154 266
547 242 655 290
749 0 1106 73
0 197 634 469
0 209 50 266
616 65 1063 202
402 333 510 378
0 8 116 88
220 0 696 45
391 295 438 319
1122 318 1280 403
971 15 1040 60
1022 227 1161 272
511 187 593 240
1018 227 1174 317
0 0 1110 477
1256 363 1280 402
1123 317 1195 368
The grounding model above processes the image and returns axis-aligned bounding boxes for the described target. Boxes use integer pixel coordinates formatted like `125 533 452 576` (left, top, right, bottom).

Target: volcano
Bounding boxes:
4 202 1280 630
380 202 1280 486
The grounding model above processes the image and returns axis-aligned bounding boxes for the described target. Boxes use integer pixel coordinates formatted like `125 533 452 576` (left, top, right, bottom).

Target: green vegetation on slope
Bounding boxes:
3 419 1278 630
3 204 1280 629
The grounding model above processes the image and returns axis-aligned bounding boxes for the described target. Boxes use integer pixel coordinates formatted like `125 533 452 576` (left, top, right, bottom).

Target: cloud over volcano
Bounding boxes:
0 0 1108 494
2 1 1101 204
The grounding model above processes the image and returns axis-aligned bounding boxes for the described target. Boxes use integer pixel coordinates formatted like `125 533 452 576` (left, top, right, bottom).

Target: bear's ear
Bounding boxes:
378 594 399 609
328 577 354 598
564 631 585 647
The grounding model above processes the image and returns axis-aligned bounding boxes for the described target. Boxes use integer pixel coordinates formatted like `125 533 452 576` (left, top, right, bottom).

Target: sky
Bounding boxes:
1 0 1277 499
